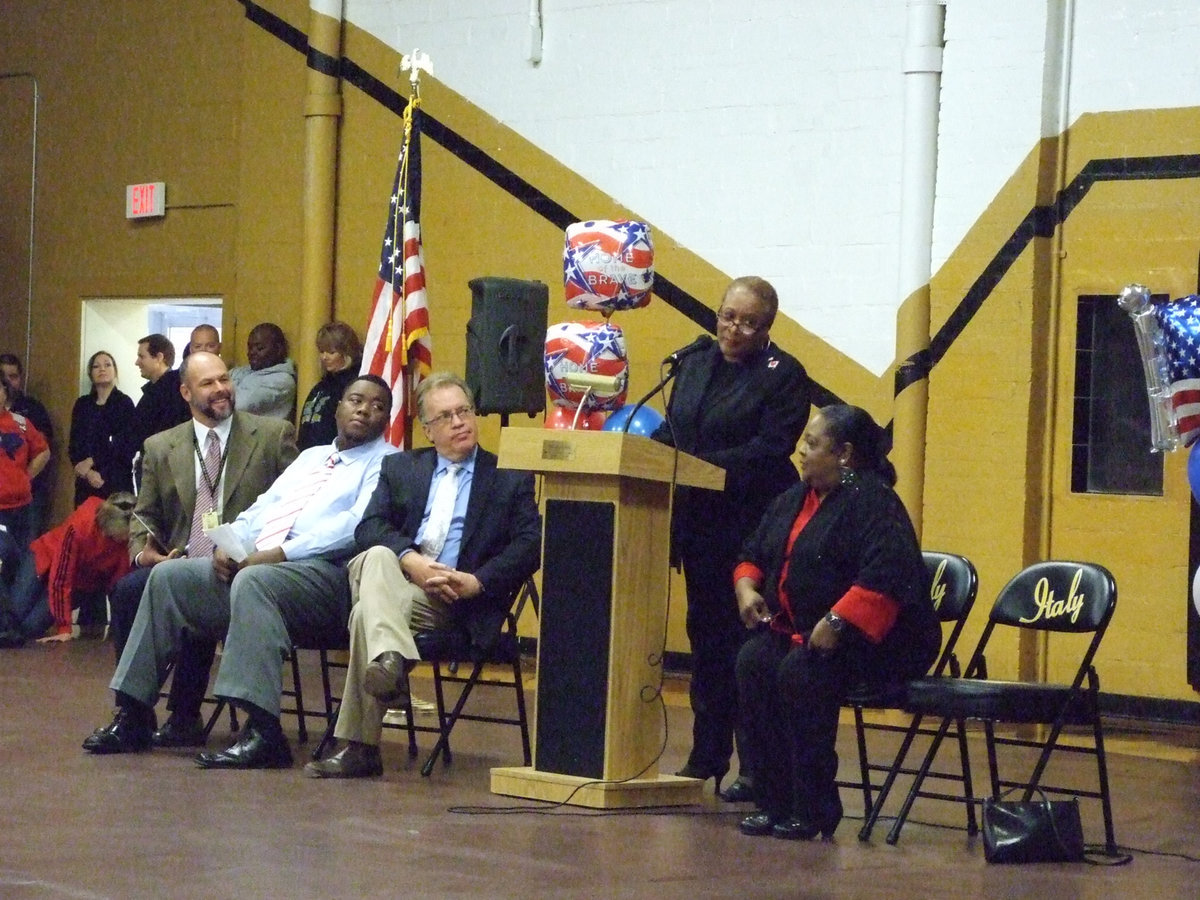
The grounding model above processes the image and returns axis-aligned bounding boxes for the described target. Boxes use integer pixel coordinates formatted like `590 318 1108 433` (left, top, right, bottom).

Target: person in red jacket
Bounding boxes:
0 492 134 647
0 377 51 553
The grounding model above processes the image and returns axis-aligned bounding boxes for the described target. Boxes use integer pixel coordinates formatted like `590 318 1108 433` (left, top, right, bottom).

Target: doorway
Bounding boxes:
79 297 222 396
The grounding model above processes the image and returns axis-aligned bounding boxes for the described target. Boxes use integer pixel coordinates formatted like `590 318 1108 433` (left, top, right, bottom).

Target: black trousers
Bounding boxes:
681 545 752 777
736 628 852 822
109 566 216 716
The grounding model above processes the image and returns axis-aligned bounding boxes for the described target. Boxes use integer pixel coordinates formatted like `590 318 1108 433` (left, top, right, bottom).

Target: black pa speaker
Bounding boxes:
465 277 548 416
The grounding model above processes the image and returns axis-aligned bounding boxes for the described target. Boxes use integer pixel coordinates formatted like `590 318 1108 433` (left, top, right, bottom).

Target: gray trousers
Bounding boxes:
110 556 350 718
333 546 452 746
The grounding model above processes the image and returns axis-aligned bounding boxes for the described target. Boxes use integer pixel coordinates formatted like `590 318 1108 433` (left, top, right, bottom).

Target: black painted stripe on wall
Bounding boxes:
923 153 1200 374
241 2 1199 410
240 2 841 405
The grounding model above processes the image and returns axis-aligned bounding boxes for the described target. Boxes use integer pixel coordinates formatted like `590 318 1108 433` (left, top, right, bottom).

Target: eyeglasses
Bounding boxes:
424 405 476 427
716 308 763 336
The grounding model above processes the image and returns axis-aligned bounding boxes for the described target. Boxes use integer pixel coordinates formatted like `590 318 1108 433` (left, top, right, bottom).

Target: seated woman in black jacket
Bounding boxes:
733 404 940 840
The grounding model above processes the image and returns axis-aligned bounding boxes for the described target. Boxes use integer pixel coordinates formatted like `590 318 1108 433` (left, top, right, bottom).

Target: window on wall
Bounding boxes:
1071 294 1165 495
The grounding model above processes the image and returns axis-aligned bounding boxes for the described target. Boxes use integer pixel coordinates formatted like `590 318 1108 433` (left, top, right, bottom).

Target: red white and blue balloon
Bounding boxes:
1119 285 1200 451
544 320 629 412
563 220 654 312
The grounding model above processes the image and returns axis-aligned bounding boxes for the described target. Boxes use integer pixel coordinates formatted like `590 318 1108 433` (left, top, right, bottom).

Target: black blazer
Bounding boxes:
739 473 940 684
655 340 811 553
354 446 542 651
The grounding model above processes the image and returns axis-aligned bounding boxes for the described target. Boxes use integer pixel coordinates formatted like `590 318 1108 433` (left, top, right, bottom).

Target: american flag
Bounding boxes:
1157 296 1200 447
361 103 432 447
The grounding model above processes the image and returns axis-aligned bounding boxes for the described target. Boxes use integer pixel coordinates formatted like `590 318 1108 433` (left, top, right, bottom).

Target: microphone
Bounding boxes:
664 334 714 366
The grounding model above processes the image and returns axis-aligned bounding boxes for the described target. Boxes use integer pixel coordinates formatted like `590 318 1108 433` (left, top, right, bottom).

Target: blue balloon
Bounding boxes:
1189 442 1200 503
602 404 665 437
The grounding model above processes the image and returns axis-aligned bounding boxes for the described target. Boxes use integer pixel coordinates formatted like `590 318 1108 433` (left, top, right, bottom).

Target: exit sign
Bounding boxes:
126 182 165 219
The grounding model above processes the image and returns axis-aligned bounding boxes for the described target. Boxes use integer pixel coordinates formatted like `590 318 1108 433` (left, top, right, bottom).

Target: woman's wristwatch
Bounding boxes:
823 611 849 635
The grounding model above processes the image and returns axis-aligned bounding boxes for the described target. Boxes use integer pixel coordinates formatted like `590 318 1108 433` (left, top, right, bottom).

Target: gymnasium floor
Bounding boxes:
1 638 1197 898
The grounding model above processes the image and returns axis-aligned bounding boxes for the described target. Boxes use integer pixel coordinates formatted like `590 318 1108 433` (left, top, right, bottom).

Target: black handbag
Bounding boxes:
981 789 1085 864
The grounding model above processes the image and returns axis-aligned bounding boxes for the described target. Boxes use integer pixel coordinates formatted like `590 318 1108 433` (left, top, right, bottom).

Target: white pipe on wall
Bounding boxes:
896 0 944 307
891 0 945 535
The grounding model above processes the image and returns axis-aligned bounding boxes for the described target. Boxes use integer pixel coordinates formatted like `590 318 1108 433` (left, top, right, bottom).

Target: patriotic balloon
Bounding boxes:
544 320 629 412
563 220 654 312
544 405 607 431
1117 285 1200 450
602 403 665 437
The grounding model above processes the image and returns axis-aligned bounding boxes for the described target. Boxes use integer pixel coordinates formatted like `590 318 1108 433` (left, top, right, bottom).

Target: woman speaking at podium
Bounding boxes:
652 276 810 799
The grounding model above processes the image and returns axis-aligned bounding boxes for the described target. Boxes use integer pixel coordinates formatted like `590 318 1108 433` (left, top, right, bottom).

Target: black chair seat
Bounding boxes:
906 676 1094 724
845 681 908 709
414 628 521 665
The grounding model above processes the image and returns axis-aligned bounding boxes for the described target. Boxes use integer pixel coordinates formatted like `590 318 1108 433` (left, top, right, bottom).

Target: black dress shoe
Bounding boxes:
718 777 755 803
364 651 410 706
152 713 207 748
194 726 293 770
303 742 383 779
738 813 777 837
82 706 156 754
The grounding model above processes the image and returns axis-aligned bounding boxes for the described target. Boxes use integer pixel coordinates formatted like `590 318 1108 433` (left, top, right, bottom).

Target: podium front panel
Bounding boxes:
534 498 614 777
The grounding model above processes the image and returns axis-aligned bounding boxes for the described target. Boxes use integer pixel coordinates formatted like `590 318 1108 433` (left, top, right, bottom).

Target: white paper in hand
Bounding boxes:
205 524 249 562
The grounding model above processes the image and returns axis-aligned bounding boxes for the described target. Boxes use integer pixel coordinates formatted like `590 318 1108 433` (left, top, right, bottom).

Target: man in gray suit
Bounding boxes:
83 375 397 769
96 351 297 749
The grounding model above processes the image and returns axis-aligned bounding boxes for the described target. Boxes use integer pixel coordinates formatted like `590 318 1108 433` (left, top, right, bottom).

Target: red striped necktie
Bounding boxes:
254 452 339 551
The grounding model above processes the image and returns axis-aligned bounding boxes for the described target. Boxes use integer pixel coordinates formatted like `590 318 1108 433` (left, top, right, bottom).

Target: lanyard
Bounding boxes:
192 432 231 511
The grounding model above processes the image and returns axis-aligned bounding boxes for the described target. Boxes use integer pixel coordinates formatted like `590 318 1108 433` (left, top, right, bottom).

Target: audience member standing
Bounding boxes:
131 334 190 473
69 351 137 505
188 324 222 357
0 376 50 555
298 322 362 450
0 353 54 535
229 323 296 421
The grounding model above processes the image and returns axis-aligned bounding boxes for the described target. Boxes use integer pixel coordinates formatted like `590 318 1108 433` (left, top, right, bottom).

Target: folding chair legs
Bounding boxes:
884 715 976 845
858 712 924 842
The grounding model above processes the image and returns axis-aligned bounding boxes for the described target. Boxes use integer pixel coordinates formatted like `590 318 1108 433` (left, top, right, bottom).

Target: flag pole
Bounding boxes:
363 51 434 448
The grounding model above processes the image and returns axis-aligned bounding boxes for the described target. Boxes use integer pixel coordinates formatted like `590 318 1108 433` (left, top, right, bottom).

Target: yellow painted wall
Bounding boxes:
926 108 1200 701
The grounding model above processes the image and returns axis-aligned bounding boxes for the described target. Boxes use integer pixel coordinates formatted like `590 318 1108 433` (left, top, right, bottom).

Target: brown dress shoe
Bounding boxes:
363 651 410 706
303 742 383 779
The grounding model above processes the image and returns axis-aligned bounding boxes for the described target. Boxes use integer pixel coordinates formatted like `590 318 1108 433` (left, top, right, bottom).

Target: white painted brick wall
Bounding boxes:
343 0 1200 375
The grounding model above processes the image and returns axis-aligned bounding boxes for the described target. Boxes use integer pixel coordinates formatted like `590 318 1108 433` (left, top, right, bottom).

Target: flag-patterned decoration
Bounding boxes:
1156 295 1200 447
361 102 432 447
563 219 654 312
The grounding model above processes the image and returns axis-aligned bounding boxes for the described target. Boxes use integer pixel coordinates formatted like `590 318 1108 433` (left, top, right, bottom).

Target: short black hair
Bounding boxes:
343 373 393 414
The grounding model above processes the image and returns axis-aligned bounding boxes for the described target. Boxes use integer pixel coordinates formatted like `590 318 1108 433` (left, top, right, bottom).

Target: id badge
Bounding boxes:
202 510 220 531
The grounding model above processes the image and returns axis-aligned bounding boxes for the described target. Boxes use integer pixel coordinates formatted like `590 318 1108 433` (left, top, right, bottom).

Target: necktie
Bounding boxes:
419 463 461 558
255 453 338 551
187 430 222 557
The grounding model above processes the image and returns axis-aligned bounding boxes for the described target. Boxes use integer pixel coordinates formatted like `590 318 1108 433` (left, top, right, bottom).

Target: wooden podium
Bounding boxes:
490 427 724 808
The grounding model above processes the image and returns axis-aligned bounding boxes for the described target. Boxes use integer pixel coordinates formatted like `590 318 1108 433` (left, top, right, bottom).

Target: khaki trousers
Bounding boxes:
334 546 452 746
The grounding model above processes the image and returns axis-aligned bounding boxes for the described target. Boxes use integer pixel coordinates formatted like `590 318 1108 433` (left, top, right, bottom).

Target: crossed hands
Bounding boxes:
402 554 482 604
